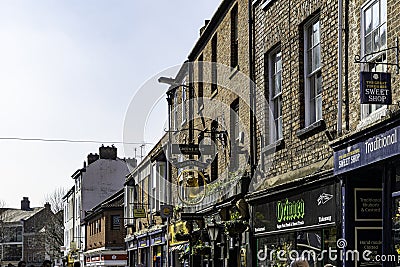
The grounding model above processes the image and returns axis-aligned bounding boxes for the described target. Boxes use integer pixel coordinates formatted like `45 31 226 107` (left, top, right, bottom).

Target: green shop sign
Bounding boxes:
276 198 305 223
253 184 337 233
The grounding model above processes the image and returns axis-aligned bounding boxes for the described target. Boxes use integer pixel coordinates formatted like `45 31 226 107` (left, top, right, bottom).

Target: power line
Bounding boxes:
0 137 153 145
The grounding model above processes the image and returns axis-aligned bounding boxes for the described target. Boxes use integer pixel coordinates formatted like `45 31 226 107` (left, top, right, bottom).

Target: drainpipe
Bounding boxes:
337 0 343 136
248 2 256 267
344 0 350 131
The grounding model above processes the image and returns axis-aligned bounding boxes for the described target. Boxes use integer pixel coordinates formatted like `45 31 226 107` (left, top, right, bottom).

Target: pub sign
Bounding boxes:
360 71 391 105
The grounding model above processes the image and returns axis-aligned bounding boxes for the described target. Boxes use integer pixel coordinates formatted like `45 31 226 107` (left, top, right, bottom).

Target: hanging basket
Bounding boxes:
225 220 249 236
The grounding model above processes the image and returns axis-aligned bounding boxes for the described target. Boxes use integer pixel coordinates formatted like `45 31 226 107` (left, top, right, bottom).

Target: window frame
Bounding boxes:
303 15 322 127
267 46 283 143
360 0 387 121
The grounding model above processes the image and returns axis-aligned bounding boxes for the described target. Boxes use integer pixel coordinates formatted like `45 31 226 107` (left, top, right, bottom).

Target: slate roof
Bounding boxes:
0 207 44 223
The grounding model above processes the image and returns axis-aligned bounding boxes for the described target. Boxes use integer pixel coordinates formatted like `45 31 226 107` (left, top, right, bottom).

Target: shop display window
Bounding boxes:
256 227 337 267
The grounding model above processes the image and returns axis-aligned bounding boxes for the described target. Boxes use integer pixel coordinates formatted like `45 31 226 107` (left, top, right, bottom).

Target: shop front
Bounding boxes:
126 237 137 267
150 229 166 267
249 179 339 267
137 234 150 267
332 117 400 267
84 251 127 267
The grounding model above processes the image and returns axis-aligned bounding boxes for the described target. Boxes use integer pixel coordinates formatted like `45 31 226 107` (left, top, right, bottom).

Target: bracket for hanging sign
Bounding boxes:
354 37 399 74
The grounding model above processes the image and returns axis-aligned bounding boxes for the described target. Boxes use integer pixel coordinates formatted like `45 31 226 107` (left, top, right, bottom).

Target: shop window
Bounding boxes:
266 46 283 143
256 228 337 267
360 0 387 121
303 15 322 127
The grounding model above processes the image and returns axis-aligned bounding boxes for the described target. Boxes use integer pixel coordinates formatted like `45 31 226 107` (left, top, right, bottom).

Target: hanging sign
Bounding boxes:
360 71 391 104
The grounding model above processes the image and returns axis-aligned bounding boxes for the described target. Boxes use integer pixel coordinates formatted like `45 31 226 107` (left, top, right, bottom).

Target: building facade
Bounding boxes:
63 145 135 267
84 189 127 267
124 135 169 267
0 198 62 267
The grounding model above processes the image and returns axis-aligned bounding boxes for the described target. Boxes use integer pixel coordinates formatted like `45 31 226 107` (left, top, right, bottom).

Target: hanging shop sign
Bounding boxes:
174 160 209 169
150 232 165 246
334 125 400 175
160 205 173 219
360 71 392 105
134 208 146 218
171 144 214 155
253 184 336 234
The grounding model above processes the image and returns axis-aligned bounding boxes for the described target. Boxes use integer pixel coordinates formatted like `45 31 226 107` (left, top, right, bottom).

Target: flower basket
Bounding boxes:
224 220 249 236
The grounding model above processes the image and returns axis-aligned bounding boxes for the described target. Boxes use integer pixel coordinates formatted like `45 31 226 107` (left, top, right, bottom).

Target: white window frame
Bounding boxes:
303 15 322 127
360 0 387 121
268 47 283 143
181 78 187 125
173 91 178 131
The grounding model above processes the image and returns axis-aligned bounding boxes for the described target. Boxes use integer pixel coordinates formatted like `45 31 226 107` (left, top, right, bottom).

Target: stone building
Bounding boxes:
83 189 127 267
0 198 62 267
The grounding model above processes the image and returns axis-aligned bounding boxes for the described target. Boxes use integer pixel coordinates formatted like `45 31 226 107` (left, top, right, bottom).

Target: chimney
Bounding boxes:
124 157 137 170
99 145 117 160
44 202 51 211
21 197 31 211
87 153 99 165
200 20 210 36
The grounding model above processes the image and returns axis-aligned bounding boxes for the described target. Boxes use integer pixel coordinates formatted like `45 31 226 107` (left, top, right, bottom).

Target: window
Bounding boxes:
361 0 387 119
211 34 218 94
181 78 187 124
267 47 283 143
230 100 240 170
111 215 120 230
304 16 322 127
173 91 178 131
210 121 219 181
198 54 204 110
231 4 238 68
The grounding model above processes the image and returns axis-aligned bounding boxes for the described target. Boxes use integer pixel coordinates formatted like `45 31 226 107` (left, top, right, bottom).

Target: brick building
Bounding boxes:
247 0 400 266
157 0 254 266
83 189 127 267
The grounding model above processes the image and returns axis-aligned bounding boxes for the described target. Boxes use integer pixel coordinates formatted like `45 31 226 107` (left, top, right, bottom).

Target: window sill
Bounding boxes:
262 139 284 154
211 89 218 99
229 65 240 79
296 119 326 139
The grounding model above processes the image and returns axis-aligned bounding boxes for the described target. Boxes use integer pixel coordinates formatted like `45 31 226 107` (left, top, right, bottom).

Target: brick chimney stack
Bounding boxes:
99 145 117 160
21 197 31 211
44 202 51 211
87 153 99 165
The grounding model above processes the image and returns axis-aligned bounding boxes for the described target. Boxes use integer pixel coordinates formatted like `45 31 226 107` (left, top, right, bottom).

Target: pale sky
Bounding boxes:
0 0 219 209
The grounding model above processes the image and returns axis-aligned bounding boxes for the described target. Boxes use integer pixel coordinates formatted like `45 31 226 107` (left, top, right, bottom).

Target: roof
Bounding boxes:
84 189 124 221
0 207 44 223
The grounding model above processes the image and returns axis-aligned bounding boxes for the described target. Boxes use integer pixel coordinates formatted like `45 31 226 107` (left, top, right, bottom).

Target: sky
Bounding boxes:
0 0 219 209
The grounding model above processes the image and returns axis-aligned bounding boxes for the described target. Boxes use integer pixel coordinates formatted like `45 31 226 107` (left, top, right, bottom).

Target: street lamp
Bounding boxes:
207 222 220 267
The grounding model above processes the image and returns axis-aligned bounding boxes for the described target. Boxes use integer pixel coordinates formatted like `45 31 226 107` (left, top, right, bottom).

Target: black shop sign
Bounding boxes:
360 71 391 105
253 184 336 234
